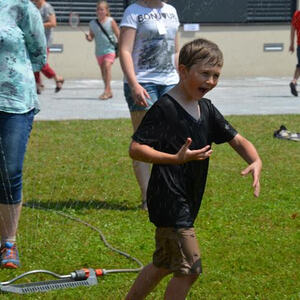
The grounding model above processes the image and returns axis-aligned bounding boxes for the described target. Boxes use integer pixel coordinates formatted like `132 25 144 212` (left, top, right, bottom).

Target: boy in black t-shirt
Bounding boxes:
125 38 262 300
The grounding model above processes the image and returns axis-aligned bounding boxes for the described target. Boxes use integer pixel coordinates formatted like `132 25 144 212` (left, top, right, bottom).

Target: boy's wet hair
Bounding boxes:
179 38 223 69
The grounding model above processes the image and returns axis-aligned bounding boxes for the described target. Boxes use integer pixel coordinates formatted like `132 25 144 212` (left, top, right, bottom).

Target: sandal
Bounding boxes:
36 83 44 95
273 125 300 142
99 92 113 100
289 82 298 97
36 85 42 95
55 78 64 93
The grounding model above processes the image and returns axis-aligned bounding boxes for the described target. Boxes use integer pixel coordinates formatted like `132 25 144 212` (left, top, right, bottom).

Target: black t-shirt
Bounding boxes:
132 94 238 228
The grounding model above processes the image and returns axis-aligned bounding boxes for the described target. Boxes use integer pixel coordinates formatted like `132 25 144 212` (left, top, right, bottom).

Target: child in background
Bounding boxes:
32 0 64 94
86 0 119 100
289 10 300 96
126 38 262 300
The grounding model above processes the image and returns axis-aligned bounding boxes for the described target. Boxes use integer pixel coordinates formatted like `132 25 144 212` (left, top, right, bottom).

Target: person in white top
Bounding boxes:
119 0 180 210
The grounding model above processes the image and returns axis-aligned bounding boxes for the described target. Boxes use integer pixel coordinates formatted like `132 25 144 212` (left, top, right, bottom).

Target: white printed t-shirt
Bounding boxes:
120 2 180 85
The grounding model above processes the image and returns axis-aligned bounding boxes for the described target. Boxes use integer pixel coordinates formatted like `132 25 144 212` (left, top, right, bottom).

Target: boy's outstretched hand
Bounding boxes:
129 138 212 165
176 138 213 164
229 134 262 198
241 161 261 198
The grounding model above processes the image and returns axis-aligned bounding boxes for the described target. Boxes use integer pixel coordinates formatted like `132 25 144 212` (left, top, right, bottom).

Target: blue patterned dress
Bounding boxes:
0 0 47 114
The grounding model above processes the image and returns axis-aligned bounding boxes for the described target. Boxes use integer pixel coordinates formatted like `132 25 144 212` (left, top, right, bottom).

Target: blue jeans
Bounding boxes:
0 110 34 204
124 83 176 112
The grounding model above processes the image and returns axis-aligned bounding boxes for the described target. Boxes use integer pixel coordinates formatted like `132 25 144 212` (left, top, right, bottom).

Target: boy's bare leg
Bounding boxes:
164 274 199 300
125 263 171 300
130 111 151 208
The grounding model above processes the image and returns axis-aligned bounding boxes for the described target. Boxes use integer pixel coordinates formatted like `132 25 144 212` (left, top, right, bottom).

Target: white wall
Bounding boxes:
48 24 296 79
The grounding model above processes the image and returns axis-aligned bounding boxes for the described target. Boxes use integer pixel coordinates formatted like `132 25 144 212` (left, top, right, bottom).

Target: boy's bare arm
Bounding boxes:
129 138 212 165
229 134 262 197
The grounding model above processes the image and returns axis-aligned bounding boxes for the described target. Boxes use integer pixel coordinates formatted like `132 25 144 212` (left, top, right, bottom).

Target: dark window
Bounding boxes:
247 0 295 22
48 0 297 25
166 0 297 24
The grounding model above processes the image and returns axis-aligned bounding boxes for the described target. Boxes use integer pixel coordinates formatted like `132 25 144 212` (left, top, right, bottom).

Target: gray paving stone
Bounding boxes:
35 77 300 121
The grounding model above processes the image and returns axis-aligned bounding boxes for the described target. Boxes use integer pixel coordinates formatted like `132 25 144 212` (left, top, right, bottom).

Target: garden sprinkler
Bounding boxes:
0 266 140 294
0 268 99 294
0 204 143 294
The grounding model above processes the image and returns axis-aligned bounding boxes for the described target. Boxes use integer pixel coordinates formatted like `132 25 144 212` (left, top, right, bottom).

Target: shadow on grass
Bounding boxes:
24 199 139 212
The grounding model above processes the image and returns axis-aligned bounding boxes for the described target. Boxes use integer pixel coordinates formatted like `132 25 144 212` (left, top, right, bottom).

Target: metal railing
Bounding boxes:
48 0 125 24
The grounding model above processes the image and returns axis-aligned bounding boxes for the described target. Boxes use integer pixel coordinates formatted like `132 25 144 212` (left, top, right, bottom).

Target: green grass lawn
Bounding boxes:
0 115 299 299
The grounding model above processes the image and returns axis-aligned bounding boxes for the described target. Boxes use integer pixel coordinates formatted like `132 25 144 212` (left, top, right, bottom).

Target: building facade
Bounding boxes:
47 0 299 79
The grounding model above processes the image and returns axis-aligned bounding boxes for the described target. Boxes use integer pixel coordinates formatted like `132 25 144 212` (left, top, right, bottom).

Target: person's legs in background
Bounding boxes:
99 60 113 99
124 83 176 210
0 110 34 268
97 53 115 100
0 203 22 268
124 83 159 210
290 46 300 96
130 110 149 210
34 71 43 94
34 48 64 94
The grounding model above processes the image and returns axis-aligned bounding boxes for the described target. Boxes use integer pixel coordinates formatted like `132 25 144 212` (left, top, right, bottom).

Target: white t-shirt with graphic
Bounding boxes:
120 2 180 85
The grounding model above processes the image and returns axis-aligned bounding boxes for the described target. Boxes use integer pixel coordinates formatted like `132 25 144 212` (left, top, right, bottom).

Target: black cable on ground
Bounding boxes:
23 203 144 273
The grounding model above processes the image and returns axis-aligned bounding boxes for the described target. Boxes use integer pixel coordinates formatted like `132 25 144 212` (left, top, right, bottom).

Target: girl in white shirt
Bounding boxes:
119 0 180 210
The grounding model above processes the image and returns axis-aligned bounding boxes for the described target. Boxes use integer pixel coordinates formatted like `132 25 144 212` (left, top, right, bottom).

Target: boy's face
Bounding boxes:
179 63 222 100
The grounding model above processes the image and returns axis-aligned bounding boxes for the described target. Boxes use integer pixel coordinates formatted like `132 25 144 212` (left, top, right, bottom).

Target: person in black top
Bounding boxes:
126 38 262 300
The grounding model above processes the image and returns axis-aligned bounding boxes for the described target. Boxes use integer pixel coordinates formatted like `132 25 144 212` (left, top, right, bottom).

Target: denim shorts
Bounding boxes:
123 82 175 112
0 110 34 204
